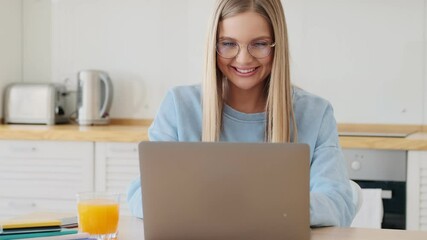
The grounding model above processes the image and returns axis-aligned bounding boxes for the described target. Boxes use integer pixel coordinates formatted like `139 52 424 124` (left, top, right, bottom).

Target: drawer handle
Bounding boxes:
10 146 37 153
110 147 137 153
8 201 36 208
381 190 392 199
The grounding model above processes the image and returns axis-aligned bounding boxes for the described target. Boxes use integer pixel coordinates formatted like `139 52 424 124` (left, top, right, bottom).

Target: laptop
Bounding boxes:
139 142 310 240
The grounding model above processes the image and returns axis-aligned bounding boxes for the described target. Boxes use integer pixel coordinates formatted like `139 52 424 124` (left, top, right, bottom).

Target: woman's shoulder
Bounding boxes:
292 85 331 110
168 84 201 100
291 86 339 149
165 84 201 105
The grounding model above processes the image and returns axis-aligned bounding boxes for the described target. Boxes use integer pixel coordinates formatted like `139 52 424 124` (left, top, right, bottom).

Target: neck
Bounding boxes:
225 85 266 113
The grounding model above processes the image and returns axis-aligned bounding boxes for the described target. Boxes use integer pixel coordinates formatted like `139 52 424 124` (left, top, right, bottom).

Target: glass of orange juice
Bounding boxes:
76 192 120 240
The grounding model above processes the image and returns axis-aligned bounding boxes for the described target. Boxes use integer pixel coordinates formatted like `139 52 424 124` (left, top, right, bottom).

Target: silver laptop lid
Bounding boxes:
139 142 310 240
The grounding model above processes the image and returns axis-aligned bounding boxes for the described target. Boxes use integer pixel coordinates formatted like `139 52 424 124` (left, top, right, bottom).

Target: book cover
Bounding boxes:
0 219 61 230
0 226 61 235
0 229 78 240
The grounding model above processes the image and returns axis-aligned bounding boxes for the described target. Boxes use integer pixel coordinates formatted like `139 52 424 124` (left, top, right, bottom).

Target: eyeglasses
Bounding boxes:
216 39 276 59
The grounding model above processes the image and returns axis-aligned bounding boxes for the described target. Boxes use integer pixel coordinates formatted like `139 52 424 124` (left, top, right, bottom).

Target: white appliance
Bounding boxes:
3 83 69 125
344 149 407 229
76 70 113 125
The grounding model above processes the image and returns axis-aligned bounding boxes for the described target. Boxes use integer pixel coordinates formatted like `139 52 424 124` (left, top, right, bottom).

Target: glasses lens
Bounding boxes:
217 41 239 58
248 41 274 58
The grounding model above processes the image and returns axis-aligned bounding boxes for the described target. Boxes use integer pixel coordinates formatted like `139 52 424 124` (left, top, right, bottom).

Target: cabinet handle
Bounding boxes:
8 200 36 208
110 147 137 153
381 190 392 199
10 146 37 153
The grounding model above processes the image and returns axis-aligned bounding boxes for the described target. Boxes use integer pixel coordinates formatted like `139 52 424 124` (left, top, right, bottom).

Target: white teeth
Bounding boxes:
236 68 256 74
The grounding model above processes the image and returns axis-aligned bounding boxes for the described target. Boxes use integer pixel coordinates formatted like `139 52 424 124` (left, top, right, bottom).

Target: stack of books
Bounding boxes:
0 219 90 240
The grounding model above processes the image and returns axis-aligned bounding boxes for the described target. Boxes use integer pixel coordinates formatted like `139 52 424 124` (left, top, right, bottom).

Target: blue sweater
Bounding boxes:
127 85 356 227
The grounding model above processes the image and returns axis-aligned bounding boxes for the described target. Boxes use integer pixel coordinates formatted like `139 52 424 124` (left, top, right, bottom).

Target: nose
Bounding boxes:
235 45 253 64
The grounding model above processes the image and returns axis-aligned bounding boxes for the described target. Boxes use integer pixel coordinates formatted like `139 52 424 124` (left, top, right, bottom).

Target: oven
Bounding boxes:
343 149 407 229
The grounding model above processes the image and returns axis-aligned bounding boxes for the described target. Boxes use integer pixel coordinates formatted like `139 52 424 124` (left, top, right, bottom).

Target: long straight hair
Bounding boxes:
202 0 297 143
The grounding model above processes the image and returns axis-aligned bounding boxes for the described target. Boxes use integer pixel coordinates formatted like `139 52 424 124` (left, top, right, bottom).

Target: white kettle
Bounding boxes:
76 70 113 125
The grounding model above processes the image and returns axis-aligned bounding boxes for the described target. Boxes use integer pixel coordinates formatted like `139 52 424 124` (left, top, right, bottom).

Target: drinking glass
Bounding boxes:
76 192 120 240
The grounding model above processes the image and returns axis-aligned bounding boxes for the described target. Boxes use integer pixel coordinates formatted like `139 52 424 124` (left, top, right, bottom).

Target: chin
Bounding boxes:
227 77 265 91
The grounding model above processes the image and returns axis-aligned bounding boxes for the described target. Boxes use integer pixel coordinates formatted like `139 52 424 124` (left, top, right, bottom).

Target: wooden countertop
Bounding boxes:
0 124 149 142
2 122 427 150
338 124 427 150
339 135 427 150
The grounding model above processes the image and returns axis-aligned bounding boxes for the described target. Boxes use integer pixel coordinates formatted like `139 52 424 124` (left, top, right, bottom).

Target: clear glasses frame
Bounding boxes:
216 40 276 59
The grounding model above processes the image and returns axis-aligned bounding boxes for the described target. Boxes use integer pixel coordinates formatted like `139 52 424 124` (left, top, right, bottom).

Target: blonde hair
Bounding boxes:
202 0 297 143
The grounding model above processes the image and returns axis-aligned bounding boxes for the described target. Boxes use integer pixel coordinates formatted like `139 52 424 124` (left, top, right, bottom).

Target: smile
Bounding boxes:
232 67 260 77
236 67 256 73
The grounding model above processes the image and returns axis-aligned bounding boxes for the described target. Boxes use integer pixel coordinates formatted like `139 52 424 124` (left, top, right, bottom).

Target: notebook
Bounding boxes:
0 229 78 240
139 142 310 240
0 219 61 230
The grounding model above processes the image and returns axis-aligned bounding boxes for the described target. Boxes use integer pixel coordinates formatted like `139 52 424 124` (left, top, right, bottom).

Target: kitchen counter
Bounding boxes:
339 135 427 150
338 124 427 150
0 123 150 142
1 122 427 150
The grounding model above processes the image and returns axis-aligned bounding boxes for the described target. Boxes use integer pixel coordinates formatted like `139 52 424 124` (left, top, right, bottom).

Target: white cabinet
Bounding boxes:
0 140 94 220
407 150 427 230
0 140 140 220
95 142 140 216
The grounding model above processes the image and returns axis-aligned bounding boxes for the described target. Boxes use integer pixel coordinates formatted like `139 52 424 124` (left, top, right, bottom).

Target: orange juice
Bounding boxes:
77 199 119 234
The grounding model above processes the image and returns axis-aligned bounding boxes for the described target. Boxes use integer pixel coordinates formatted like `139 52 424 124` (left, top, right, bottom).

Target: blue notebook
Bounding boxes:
0 226 61 235
0 229 78 240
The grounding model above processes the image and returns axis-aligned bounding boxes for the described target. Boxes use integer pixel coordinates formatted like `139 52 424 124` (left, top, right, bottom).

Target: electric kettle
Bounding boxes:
76 70 113 125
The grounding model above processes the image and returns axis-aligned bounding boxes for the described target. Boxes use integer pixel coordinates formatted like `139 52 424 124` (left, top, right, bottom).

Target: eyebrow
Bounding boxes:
218 36 273 41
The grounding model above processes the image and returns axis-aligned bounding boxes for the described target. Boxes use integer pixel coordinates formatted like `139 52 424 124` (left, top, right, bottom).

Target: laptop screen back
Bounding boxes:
139 142 310 240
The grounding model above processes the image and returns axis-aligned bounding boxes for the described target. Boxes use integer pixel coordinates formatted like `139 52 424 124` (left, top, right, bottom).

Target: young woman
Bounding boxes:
127 0 356 227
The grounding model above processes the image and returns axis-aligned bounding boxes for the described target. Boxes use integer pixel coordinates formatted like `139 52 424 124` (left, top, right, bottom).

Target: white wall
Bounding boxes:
22 0 51 82
51 0 215 118
50 0 426 124
424 1 427 126
0 0 22 117
0 0 51 118
3 0 426 124
286 0 425 124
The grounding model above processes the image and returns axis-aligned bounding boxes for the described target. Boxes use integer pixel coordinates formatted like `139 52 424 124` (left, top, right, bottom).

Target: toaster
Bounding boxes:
3 83 69 125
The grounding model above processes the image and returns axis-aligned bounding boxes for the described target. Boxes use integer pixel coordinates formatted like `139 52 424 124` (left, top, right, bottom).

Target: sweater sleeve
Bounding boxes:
309 104 356 227
127 178 143 218
127 90 178 219
148 89 179 141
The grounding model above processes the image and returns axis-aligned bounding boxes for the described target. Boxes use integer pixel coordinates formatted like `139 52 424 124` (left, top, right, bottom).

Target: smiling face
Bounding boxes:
217 11 274 98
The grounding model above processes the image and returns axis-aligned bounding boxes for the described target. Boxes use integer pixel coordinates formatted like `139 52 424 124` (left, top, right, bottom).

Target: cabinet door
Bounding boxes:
407 150 427 231
95 142 139 216
0 140 94 220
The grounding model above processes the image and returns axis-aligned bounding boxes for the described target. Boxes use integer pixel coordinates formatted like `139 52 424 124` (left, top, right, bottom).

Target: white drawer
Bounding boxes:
0 140 94 200
0 197 76 220
0 140 93 159
104 142 139 158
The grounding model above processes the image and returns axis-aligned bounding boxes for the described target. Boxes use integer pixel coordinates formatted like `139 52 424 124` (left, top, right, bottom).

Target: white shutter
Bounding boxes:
0 140 94 220
95 142 140 216
407 151 427 231
419 161 427 230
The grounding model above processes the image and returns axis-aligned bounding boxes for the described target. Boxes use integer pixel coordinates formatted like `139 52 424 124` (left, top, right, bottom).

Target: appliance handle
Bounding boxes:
99 72 113 118
381 190 392 199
